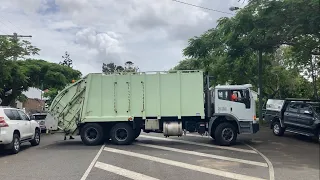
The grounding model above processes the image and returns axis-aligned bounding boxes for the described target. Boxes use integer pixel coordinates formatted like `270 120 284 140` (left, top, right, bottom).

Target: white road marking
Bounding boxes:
104 147 266 180
186 133 210 138
135 142 268 167
139 135 257 154
95 161 160 180
80 144 105 180
185 133 275 180
244 143 275 180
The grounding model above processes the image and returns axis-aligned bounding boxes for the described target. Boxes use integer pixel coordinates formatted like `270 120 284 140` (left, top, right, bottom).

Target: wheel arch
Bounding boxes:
209 115 240 136
13 129 20 137
271 116 283 128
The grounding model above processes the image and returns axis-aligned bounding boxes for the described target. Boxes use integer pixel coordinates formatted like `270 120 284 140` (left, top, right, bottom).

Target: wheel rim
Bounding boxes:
273 124 280 134
115 128 128 141
85 127 98 142
35 132 40 143
14 138 20 151
221 128 234 142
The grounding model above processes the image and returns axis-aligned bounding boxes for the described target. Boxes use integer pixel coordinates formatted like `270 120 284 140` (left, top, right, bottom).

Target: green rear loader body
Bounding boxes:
48 71 205 135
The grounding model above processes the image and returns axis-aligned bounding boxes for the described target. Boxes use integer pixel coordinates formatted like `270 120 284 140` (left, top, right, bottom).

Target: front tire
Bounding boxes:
272 121 284 136
30 129 41 146
80 123 104 146
110 123 134 145
10 134 21 154
214 123 237 146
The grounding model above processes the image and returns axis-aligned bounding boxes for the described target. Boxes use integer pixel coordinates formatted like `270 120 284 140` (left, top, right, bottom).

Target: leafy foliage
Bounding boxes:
177 0 319 101
59 51 73 67
102 61 139 74
0 37 82 106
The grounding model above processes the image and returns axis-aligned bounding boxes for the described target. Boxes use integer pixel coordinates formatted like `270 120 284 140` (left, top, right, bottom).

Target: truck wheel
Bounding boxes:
80 123 104 146
210 133 215 140
272 121 284 136
10 134 21 154
134 128 141 139
110 123 134 145
214 123 237 146
30 129 41 146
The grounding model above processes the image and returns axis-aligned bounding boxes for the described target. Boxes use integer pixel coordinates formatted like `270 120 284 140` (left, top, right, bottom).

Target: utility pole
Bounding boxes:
0 32 32 60
258 49 263 123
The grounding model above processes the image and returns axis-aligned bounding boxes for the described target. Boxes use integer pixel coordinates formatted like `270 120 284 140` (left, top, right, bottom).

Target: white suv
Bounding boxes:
0 107 41 154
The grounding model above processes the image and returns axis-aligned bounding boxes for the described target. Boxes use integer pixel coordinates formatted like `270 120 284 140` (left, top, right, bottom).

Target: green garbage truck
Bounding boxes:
45 70 259 146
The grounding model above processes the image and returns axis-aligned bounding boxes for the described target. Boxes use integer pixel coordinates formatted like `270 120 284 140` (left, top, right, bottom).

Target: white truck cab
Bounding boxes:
207 84 258 144
0 107 41 154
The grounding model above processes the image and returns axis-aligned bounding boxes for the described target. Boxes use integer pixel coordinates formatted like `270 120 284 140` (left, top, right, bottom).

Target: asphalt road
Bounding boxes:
0 126 319 180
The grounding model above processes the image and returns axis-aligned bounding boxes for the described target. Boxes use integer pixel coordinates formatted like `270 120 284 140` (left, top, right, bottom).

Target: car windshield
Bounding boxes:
33 115 47 120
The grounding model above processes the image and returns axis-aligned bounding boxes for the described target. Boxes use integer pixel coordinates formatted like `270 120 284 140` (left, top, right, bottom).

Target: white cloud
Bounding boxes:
0 0 243 75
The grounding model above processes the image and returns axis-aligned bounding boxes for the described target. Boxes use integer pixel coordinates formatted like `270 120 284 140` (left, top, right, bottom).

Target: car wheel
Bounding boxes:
10 134 21 154
80 123 104 146
110 123 134 145
272 121 284 136
30 129 41 146
214 123 237 146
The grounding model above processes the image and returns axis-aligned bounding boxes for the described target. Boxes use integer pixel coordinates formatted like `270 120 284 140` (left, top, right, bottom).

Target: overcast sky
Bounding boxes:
0 0 243 98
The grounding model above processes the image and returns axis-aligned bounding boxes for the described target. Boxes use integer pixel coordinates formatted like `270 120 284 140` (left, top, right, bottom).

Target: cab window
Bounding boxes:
217 89 251 109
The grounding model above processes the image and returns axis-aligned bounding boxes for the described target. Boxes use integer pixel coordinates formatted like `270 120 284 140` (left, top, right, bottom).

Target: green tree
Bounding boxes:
0 37 82 106
102 61 139 74
179 0 319 101
0 36 40 106
59 51 73 67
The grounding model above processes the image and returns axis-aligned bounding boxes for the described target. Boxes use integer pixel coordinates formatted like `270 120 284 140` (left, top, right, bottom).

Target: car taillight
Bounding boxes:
0 117 9 127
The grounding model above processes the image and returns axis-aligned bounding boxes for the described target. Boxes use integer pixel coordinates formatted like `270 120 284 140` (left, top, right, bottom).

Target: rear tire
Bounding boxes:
110 123 134 145
30 129 41 146
134 128 141 139
214 123 237 146
272 121 284 136
10 134 21 154
80 123 104 146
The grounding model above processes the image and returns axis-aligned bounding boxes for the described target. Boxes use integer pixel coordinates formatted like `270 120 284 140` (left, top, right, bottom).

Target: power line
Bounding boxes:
0 17 27 34
0 19 15 34
172 0 235 15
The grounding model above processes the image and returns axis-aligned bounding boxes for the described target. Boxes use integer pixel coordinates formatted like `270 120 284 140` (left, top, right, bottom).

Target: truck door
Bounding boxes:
215 89 252 121
296 103 314 132
284 102 301 128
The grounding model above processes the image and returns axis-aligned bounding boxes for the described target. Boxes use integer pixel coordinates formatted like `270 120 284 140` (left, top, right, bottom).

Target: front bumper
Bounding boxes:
252 123 259 133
